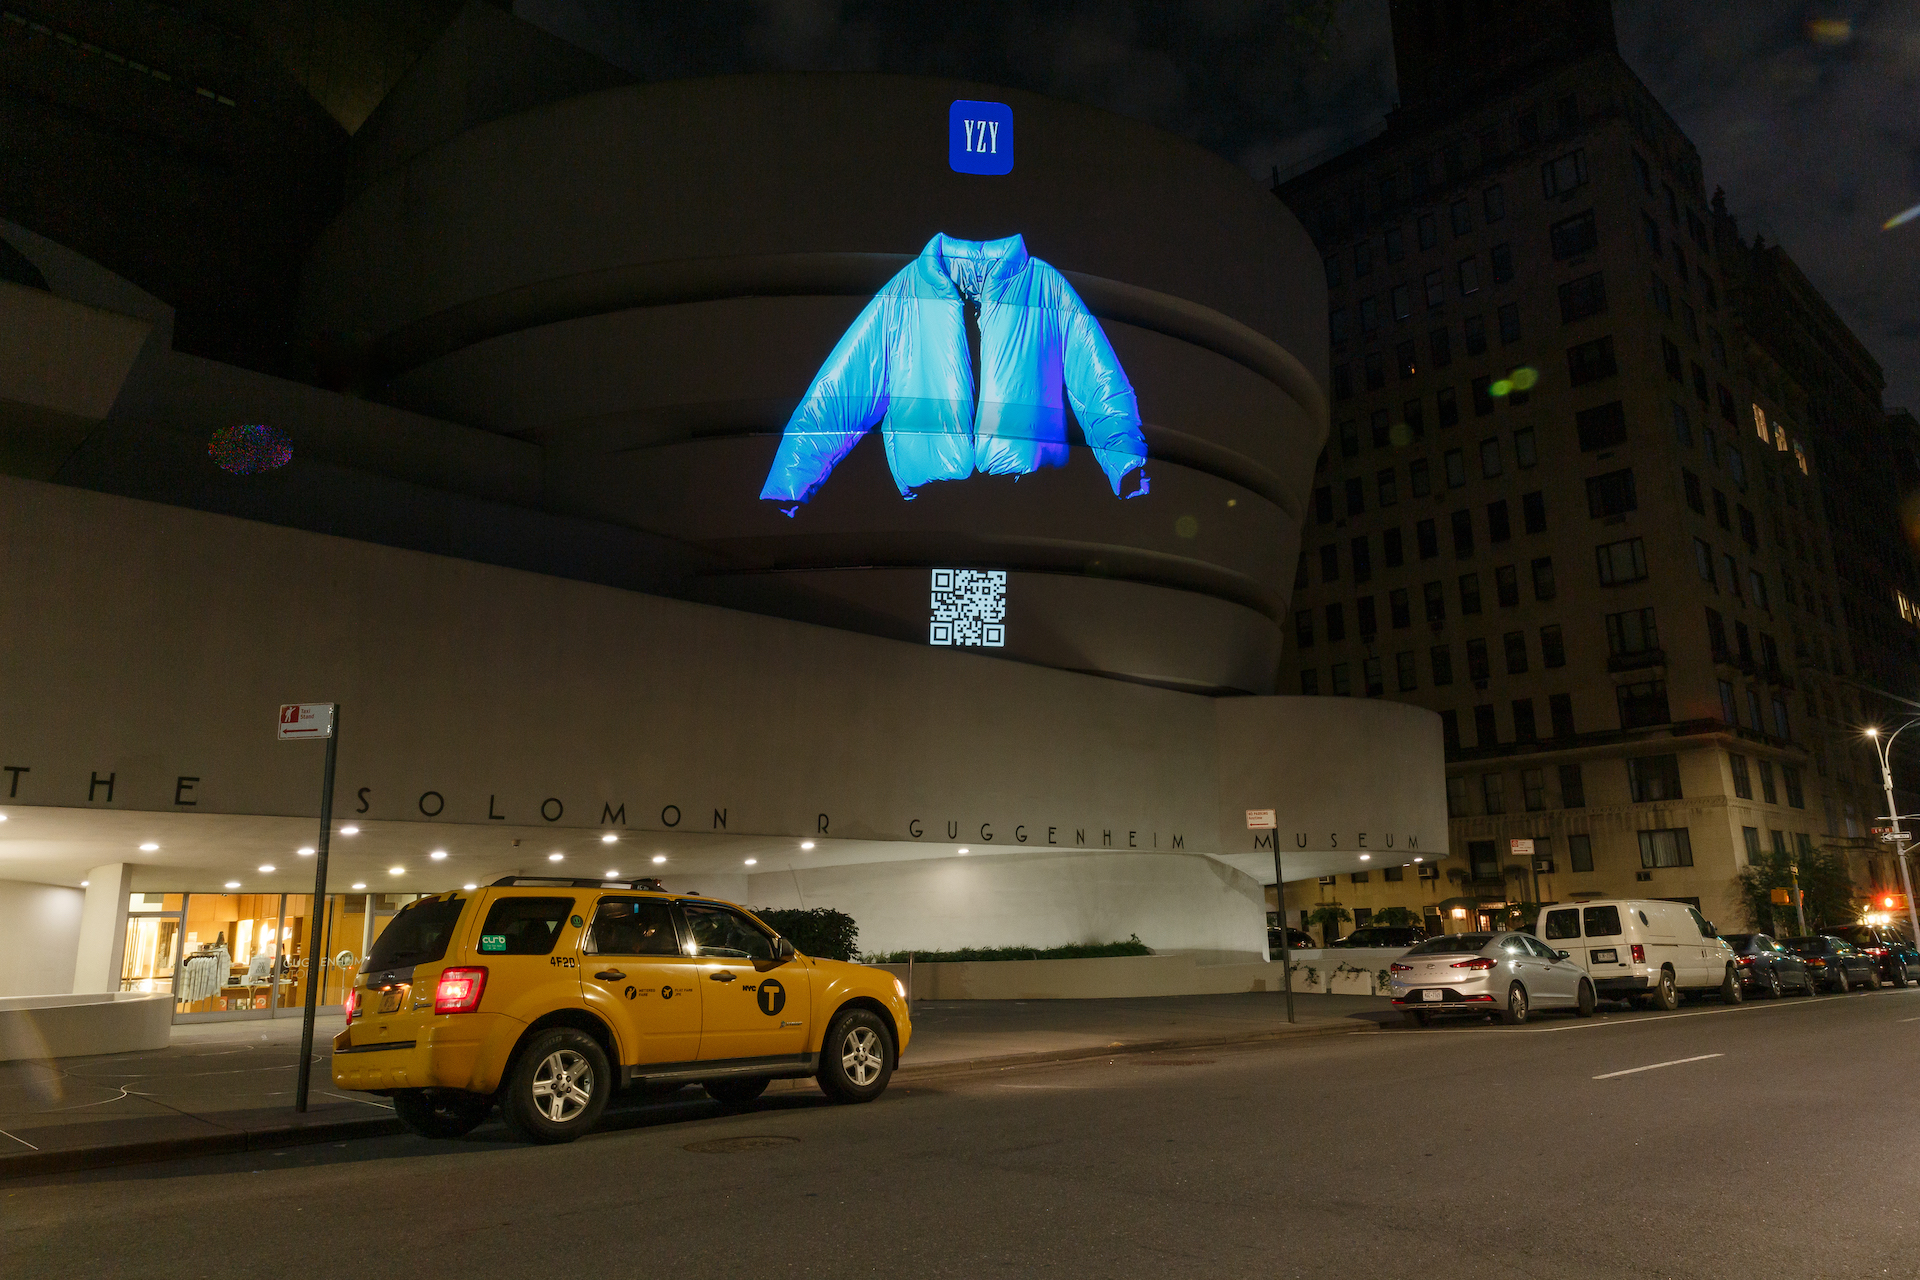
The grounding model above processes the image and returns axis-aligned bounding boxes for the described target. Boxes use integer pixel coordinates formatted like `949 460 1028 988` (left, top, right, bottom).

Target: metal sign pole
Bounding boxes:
1272 841 1294 1025
294 704 339 1113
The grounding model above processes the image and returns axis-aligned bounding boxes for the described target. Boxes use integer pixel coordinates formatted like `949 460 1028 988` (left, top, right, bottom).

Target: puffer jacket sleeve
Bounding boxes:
1056 278 1147 494
760 294 892 504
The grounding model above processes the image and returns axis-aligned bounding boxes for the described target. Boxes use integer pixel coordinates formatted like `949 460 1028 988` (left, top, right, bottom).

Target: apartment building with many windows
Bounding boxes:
1270 0 1912 938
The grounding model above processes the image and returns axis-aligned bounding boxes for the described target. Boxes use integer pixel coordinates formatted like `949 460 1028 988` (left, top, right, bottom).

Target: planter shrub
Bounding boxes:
752 907 859 961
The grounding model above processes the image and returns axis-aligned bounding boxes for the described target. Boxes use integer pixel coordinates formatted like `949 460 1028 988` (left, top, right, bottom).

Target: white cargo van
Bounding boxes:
1537 899 1739 1010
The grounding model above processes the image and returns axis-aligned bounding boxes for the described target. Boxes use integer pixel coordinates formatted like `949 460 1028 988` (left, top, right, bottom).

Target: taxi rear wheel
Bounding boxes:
704 1077 771 1107
817 1007 893 1104
392 1088 492 1139
501 1027 611 1144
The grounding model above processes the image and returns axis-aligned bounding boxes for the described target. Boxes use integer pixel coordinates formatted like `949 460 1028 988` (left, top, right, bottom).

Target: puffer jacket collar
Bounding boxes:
910 232 1030 300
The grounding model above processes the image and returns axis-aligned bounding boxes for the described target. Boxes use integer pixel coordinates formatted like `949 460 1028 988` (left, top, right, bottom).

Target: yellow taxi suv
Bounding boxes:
333 878 911 1143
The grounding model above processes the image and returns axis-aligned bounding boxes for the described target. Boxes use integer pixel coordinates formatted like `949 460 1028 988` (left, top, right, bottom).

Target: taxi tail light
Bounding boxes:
434 967 488 1014
342 987 359 1023
1389 962 1414 973
1451 957 1498 970
1867 946 1889 956
1631 945 1646 964
1736 955 1756 966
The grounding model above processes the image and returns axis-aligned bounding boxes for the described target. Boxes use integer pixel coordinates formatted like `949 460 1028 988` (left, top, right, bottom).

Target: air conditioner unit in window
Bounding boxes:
1417 863 1440 880
1533 857 1556 873
1318 875 1337 885
1635 870 1653 881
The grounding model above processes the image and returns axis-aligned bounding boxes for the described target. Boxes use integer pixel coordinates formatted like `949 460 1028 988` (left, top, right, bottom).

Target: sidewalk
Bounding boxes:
0 992 1390 1178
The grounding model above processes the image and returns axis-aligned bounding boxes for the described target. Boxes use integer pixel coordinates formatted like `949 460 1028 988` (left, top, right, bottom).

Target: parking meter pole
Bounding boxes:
294 705 339 1114
1272 845 1294 1025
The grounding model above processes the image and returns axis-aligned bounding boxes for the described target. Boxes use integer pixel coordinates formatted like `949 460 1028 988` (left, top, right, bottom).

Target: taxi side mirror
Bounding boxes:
775 937 796 960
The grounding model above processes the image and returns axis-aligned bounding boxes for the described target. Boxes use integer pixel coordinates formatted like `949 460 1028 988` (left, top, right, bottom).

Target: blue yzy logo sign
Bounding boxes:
950 100 1013 175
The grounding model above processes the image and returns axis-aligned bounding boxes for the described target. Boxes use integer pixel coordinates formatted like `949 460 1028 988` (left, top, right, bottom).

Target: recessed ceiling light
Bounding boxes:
297 847 314 856
548 852 564 862
258 864 275 873
340 826 359 835
601 833 618 844
388 866 404 875
462 883 477 891
800 841 815 850
80 879 89 886
139 842 159 851
351 882 366 890
430 850 447 860
224 881 240 889
957 847 969 854
1413 857 1423 863
1359 854 1371 861
652 854 667 864
0 813 9 822
605 870 620 878
744 858 757 866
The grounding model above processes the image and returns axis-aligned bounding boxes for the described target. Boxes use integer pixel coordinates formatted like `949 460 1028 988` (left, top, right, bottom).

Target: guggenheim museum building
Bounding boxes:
0 2 1441 1015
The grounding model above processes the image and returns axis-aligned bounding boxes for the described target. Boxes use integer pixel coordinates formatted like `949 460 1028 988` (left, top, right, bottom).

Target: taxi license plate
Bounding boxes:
378 988 406 1013
1591 948 1619 964
1421 989 1443 1002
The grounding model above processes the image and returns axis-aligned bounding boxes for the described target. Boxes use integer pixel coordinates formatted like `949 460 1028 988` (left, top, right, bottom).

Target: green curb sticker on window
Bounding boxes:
479 934 506 953
570 915 584 928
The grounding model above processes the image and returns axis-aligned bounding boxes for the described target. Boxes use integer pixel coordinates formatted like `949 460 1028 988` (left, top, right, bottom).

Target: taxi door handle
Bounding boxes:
594 970 625 982
709 972 737 983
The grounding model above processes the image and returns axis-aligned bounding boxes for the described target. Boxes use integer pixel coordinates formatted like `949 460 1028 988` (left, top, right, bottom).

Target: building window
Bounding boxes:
1568 831 1593 870
1487 498 1512 543
1396 649 1417 692
1576 402 1628 451
1496 564 1519 607
1617 680 1671 728
1346 476 1366 517
1705 607 1728 661
1325 602 1345 641
1364 657 1384 697
1750 570 1769 612
1384 864 1404 882
1445 450 1467 489
1490 242 1514 283
1459 572 1482 615
1458 257 1480 296
1418 519 1440 560
1522 490 1546 532
1567 336 1619 386
1713 489 1731 530
1515 427 1537 468
1479 438 1502 479
1437 387 1460 427
1694 538 1717 588
1627 754 1683 802
1424 581 1447 627
1403 398 1426 440
1773 697 1792 742
1467 638 1491 683
1385 527 1405 567
1340 419 1361 457
1638 828 1695 868
1320 544 1339 582
1482 772 1505 811
1504 630 1529 674
1541 148 1587 197
1586 469 1637 518
1532 557 1556 601
1498 302 1522 345
1385 225 1405 263
1333 364 1353 400
1364 351 1386 389
1390 587 1411 628
1299 668 1319 695
1357 594 1377 635
1683 469 1704 513
1663 336 1684 381
1464 314 1488 355
1783 763 1805 808
1596 538 1648 585
1550 209 1598 259
1378 468 1398 507
1742 826 1763 861
1330 662 1351 695
1351 870 1369 884
1558 272 1607 323
1737 505 1757 549
1672 402 1694 446
1514 699 1538 743
1549 692 1575 738
1728 752 1754 801
1523 766 1547 810
1409 459 1431 498
1295 610 1314 649
1606 607 1661 660
1352 536 1373 583
1447 775 1469 816
1393 288 1414 325
1452 509 1475 557
1560 764 1587 810
1418 211 1438 250
1540 624 1566 668
1470 375 1494 416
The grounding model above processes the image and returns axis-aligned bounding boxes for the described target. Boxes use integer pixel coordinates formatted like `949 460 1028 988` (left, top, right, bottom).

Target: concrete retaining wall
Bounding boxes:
874 946 1411 1000
0 992 173 1062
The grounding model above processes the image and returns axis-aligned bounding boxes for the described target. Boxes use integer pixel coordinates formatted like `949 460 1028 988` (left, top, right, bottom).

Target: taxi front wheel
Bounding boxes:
393 1088 492 1139
502 1027 612 1144
816 1007 893 1104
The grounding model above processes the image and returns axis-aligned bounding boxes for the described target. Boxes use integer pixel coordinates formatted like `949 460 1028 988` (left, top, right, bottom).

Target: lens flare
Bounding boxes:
1509 366 1539 391
1490 379 1513 398
1173 515 1199 538
1388 421 1414 446
1806 17 1852 45
208 424 292 475
1884 203 1920 231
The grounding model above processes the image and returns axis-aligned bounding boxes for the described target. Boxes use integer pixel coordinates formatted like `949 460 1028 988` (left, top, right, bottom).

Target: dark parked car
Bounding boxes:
1721 933 1817 998
1784 935 1880 992
1818 923 1920 987
1329 925 1428 950
1268 927 1317 952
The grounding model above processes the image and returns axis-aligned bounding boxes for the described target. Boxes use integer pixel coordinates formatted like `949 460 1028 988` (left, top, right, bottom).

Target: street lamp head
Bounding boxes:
1867 726 1880 738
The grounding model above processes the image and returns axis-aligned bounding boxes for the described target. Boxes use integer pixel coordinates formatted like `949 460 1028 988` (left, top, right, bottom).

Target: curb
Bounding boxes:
1 1016 1384 1180
0 1115 405 1182
893 1014 1387 1082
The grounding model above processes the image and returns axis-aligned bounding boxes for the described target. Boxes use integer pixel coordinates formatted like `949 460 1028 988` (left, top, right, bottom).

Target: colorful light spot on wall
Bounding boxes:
209 424 292 475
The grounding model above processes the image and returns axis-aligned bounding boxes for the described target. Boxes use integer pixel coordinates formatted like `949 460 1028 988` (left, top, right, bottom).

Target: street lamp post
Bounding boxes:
1864 725 1920 949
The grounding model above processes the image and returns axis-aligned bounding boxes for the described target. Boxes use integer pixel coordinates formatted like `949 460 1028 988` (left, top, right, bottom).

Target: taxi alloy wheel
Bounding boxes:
817 1007 893 1104
503 1027 611 1144
393 1088 492 1139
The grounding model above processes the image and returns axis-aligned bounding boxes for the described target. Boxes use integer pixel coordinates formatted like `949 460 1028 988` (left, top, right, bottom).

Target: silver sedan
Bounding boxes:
1388 932 1597 1027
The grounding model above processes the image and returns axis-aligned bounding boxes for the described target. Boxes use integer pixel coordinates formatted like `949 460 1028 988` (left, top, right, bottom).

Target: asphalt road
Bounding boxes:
8 987 1920 1279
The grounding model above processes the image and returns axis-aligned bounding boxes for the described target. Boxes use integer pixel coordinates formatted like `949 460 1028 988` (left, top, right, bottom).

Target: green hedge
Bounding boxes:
750 907 859 961
865 935 1150 964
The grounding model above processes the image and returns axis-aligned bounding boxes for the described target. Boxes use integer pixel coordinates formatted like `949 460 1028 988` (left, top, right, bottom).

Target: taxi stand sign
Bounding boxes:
279 701 340 1112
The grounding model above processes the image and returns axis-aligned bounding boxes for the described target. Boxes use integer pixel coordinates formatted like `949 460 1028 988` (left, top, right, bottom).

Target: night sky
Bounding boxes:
516 0 1918 411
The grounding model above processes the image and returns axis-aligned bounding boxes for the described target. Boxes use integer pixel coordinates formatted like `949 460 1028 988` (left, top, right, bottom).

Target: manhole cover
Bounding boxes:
683 1135 801 1153
1134 1058 1215 1066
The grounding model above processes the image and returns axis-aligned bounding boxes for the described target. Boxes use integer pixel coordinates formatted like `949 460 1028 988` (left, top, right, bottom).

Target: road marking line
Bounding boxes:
1394 995 1837 1035
0 1128 40 1150
1593 1053 1723 1080
1897 1016 1920 1023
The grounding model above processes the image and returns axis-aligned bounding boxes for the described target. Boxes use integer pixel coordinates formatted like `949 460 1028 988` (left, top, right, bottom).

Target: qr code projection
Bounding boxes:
930 569 1006 647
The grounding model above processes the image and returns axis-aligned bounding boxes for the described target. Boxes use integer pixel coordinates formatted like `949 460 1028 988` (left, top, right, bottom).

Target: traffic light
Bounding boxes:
1770 887 1793 905
1881 894 1908 913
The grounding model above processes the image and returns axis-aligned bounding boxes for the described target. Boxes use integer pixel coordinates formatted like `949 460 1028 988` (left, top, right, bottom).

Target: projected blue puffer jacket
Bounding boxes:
760 233 1148 506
